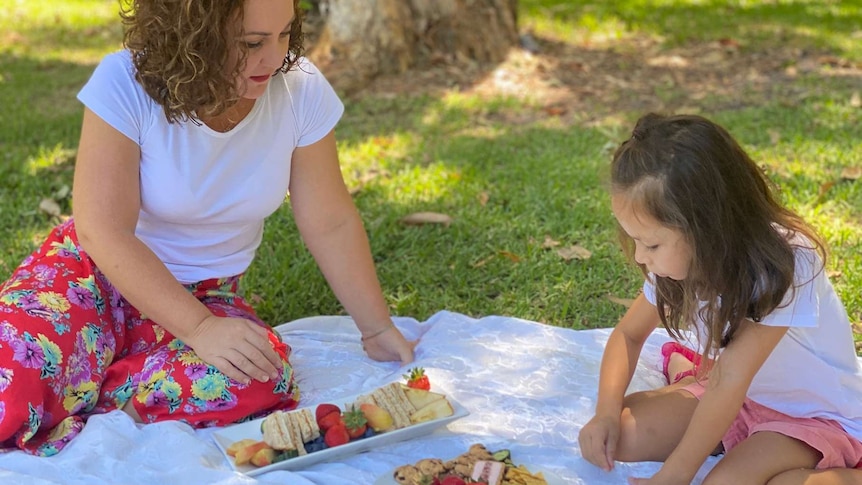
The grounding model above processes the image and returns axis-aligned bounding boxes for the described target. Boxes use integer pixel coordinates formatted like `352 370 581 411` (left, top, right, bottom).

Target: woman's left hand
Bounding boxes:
362 327 416 365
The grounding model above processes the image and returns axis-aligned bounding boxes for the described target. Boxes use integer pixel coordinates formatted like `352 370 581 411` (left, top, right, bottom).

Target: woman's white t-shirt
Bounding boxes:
643 241 862 441
77 51 344 284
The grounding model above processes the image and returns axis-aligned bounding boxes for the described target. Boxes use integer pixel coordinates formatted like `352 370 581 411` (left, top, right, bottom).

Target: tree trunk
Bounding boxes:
309 0 518 93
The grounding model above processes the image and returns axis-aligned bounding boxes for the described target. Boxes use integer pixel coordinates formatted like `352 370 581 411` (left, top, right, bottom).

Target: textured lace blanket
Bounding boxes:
0 311 741 484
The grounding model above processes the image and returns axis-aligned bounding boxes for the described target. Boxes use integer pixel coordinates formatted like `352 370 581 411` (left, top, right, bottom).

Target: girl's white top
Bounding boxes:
77 51 344 284
644 236 862 441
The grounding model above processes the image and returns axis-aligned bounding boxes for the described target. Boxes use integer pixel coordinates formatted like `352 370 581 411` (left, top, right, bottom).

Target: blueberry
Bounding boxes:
306 436 327 452
361 428 376 439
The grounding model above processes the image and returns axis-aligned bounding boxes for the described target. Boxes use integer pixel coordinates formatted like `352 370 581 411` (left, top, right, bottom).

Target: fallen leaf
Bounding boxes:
55 184 71 200
841 166 861 180
852 322 862 335
477 192 489 206
471 254 496 268
851 92 861 108
827 270 842 280
399 212 453 227
718 37 740 49
38 198 61 217
556 245 592 261
606 295 635 308
818 180 835 198
767 129 781 145
498 250 521 263
541 235 561 249
544 105 567 116
249 293 264 304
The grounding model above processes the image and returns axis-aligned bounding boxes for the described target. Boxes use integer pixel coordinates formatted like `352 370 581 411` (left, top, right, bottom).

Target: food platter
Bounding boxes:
373 464 566 485
211 389 469 476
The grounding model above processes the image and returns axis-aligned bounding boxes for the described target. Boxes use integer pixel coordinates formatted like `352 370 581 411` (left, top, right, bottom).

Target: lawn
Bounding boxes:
0 0 859 346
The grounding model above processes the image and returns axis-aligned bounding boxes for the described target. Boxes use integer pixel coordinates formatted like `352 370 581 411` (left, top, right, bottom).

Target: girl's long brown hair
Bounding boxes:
611 113 825 361
120 0 305 123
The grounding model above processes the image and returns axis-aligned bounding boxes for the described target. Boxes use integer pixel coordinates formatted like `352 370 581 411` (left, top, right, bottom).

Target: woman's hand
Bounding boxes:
578 412 621 472
185 315 283 384
361 326 416 365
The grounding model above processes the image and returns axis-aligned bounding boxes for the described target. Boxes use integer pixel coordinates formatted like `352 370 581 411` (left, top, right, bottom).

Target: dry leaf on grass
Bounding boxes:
606 295 635 308
556 245 592 261
541 235 561 249
38 198 62 217
471 250 521 268
399 212 453 227
841 166 861 180
477 192 489 206
818 180 836 199
851 92 861 108
471 254 495 268
767 129 781 145
498 250 521 263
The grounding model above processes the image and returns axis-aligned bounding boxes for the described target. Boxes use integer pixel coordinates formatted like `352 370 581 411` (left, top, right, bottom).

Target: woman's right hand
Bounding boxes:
578 412 621 472
184 315 283 385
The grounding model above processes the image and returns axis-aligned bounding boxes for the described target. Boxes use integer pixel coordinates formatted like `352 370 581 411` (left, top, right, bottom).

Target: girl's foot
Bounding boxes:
661 341 701 384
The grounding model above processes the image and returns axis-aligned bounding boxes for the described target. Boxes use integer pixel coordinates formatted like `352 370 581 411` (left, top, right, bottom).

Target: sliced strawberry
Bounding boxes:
323 423 350 448
315 403 340 424
318 411 344 432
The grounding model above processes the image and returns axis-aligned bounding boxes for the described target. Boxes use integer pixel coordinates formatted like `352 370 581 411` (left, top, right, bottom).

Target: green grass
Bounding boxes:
0 1 860 343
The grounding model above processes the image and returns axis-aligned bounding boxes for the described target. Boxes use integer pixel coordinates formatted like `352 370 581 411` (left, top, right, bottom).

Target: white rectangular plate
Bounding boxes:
212 389 469 476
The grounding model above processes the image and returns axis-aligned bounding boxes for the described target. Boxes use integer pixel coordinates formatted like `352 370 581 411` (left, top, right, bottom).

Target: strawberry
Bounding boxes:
318 411 344 432
315 403 340 424
323 423 350 448
403 367 431 391
343 405 368 440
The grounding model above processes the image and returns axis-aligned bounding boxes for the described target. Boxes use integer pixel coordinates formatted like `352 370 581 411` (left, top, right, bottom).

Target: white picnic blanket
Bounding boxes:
0 311 731 484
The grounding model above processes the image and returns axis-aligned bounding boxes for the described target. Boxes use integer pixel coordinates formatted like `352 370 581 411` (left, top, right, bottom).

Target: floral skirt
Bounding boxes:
0 220 299 456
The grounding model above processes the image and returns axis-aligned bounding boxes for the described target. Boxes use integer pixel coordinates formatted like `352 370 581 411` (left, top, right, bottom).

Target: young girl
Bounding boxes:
0 0 415 456
578 113 862 484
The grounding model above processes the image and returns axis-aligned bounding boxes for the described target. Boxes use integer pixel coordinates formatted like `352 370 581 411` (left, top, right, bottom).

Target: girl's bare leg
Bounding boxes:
704 431 820 485
768 468 862 485
614 383 701 462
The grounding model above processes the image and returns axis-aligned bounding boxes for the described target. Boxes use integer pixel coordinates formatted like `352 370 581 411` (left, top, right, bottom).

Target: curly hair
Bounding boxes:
120 0 305 123
611 113 826 362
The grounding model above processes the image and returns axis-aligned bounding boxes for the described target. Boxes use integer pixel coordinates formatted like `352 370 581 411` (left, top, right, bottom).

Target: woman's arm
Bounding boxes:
653 320 788 484
580 293 662 470
288 130 415 364
72 108 282 384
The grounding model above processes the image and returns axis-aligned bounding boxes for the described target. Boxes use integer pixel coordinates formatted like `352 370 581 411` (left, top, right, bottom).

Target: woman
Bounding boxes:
0 0 415 456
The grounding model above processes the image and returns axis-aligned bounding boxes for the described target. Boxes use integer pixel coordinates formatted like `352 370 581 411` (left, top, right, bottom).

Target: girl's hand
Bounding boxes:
578 413 621 471
361 326 416 365
185 315 283 385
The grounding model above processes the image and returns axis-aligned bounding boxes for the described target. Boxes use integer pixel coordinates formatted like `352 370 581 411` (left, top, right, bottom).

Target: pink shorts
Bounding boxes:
682 382 862 469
